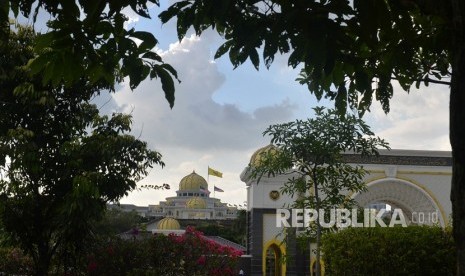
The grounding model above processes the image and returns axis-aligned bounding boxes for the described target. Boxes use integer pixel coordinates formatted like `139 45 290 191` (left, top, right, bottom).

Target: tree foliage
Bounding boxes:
160 0 451 115
196 209 247 246
250 107 388 276
93 209 146 237
0 26 164 275
1 0 179 107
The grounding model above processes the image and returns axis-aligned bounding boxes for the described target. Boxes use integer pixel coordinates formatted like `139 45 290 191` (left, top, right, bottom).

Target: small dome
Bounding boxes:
157 217 181 230
179 171 208 191
186 197 207 209
250 144 278 167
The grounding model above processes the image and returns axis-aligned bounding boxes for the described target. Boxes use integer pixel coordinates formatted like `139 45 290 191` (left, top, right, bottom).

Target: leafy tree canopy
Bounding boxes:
93 208 145 237
0 25 164 275
1 0 179 107
250 107 389 275
160 0 452 115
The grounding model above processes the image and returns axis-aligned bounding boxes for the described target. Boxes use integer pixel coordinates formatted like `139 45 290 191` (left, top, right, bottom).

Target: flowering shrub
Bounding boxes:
86 226 242 275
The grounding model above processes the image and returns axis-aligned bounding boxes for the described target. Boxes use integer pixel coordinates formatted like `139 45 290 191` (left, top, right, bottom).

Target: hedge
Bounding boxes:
321 226 455 275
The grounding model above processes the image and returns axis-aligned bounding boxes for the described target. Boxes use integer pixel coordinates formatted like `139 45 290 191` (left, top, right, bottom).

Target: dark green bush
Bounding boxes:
321 226 455 276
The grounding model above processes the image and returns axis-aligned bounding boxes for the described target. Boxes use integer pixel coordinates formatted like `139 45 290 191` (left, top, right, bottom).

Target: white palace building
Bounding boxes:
113 171 238 220
148 170 238 220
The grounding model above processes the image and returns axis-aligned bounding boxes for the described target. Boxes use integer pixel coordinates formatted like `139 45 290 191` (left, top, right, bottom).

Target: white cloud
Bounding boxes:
115 33 451 206
366 82 450 151
114 34 297 206
113 34 295 151
122 7 141 29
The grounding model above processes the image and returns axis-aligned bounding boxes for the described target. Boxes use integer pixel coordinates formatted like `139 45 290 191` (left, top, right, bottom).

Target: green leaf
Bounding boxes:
131 31 158 51
142 51 162 62
94 21 114 37
335 85 347 115
263 38 278 69
159 2 190 24
51 59 64 87
82 0 105 20
34 32 55 51
154 65 176 108
160 63 179 81
215 41 231 59
130 2 151 18
124 57 145 89
27 53 51 75
358 88 373 116
62 53 84 85
42 60 56 86
249 49 260 70
288 47 304 69
332 63 344 85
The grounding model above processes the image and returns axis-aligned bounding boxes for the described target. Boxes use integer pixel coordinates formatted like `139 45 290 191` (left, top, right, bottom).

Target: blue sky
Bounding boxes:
18 3 452 207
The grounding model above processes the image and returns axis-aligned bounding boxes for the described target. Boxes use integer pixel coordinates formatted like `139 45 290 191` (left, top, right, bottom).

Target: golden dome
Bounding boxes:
157 217 181 230
179 171 208 191
186 197 207 209
250 144 278 167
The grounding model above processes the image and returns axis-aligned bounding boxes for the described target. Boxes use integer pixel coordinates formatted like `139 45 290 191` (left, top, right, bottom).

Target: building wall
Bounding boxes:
243 149 452 276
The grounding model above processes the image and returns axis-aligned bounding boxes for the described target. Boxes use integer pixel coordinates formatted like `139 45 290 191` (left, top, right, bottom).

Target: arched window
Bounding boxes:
265 244 282 276
310 258 325 276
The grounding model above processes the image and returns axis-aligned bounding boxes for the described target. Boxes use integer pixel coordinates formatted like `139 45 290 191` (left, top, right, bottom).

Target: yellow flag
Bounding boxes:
208 167 223 178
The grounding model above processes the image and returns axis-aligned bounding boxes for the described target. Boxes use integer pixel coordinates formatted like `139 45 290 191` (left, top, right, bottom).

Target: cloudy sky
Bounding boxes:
23 3 452 207
100 3 450 207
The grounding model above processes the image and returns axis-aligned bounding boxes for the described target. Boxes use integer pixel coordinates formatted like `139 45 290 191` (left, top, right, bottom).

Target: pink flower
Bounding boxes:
197 255 206 265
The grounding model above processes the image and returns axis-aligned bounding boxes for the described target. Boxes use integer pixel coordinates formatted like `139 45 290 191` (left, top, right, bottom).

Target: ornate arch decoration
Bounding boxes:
351 178 446 226
262 239 286 276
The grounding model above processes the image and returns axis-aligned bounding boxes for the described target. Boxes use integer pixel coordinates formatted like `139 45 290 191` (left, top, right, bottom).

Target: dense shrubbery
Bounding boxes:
0 227 241 275
0 247 33 274
87 228 241 276
321 226 455 275
86 226 241 275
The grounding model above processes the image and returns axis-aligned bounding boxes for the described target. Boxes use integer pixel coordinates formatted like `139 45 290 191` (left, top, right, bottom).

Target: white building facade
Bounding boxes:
241 146 452 276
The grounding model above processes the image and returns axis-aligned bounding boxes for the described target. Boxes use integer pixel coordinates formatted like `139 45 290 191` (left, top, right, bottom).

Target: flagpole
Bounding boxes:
209 166 215 219
207 166 211 197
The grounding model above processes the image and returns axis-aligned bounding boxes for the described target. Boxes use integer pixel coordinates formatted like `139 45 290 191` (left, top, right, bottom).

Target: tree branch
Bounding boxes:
391 76 451 86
